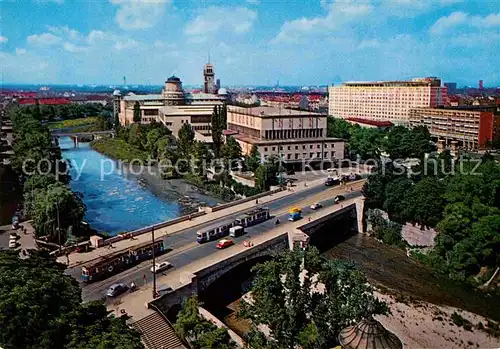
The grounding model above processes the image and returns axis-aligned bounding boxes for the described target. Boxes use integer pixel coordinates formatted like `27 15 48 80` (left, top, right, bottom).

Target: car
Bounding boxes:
106 283 128 297
216 239 234 249
8 240 17 249
150 261 172 273
334 195 346 203
9 232 18 240
324 177 340 186
310 203 322 210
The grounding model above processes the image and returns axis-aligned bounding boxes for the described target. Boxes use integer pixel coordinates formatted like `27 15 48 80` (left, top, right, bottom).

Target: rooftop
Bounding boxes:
228 106 322 117
232 133 343 145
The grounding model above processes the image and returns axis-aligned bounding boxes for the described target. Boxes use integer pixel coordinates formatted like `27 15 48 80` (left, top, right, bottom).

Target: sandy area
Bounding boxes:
375 292 500 349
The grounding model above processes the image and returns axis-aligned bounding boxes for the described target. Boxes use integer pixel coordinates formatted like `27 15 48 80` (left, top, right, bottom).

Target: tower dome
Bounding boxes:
338 317 403 349
113 89 121 96
217 88 228 95
163 75 184 105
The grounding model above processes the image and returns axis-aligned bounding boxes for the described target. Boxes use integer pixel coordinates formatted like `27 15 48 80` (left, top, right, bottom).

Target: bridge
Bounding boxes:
51 130 115 147
98 191 364 348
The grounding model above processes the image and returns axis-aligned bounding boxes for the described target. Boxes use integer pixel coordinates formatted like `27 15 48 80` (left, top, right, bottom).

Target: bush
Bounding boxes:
367 209 406 248
90 139 150 163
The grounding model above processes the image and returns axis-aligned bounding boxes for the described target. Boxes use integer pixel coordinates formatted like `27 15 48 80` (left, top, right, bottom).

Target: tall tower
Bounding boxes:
479 80 484 89
203 62 216 94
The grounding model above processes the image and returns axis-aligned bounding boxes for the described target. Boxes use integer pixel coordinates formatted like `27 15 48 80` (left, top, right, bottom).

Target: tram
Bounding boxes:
196 207 270 243
81 238 166 283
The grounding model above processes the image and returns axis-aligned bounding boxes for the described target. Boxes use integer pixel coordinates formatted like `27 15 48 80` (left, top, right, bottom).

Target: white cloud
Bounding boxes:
246 0 259 4
0 36 7 43
430 11 500 34
114 39 139 50
15 48 27 55
63 42 89 53
185 7 257 37
27 32 62 46
110 0 171 30
272 0 373 44
430 11 468 34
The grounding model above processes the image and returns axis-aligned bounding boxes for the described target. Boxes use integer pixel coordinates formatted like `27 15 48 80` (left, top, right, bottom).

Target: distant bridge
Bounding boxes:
51 130 116 138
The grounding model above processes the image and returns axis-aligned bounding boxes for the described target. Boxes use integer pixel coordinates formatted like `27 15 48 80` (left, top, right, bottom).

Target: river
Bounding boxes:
59 137 218 236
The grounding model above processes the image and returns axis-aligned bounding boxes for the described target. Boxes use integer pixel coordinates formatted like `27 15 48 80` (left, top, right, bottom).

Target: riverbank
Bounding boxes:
323 233 500 322
375 292 500 348
91 138 149 163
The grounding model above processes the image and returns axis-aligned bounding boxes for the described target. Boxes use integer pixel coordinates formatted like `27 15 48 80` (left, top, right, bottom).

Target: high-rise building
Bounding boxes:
328 77 447 125
479 80 484 89
409 106 499 150
216 78 221 91
444 82 457 94
203 63 216 94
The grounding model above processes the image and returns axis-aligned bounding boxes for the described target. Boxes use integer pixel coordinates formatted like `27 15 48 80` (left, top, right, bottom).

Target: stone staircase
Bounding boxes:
131 311 187 349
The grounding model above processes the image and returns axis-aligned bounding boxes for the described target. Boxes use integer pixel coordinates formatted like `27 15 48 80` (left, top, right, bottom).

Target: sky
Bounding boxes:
1 0 499 87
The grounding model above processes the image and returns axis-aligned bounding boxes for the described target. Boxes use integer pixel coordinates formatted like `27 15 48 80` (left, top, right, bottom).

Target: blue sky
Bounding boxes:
1 0 499 86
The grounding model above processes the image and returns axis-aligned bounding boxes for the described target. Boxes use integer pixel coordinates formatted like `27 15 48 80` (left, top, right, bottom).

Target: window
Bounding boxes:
287 146 291 150
324 144 328 148
295 154 299 159
287 154 291 159
264 147 268 152
317 144 321 149
302 145 306 150
310 145 313 149
310 152 313 158
331 151 335 157
295 146 299 150
272 147 276 151
324 152 328 157
317 152 321 158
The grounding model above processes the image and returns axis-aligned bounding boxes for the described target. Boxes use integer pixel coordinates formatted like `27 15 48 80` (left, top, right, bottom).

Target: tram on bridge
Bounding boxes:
196 207 270 243
81 238 166 283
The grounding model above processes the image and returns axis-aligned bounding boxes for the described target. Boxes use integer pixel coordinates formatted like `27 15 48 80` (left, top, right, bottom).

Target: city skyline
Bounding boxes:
1 0 500 86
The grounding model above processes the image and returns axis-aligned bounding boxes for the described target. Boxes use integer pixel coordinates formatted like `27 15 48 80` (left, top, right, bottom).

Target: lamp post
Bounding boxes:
151 226 157 298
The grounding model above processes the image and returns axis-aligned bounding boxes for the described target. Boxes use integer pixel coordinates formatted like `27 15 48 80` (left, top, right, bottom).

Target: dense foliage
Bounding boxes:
175 296 236 349
239 247 388 349
10 108 89 242
0 250 142 349
21 102 113 122
363 147 500 287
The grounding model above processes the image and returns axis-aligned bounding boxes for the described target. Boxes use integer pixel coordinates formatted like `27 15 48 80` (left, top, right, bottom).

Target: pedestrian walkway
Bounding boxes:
61 176 351 267
108 195 363 321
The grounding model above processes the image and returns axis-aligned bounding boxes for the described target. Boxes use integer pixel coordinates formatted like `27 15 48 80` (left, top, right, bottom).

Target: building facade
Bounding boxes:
408 106 500 150
227 106 345 164
329 77 447 125
115 68 227 141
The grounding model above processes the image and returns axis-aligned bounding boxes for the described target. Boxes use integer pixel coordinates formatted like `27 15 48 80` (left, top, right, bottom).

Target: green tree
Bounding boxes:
349 127 383 160
326 117 352 139
178 123 195 157
175 296 235 349
246 145 261 172
221 136 242 169
383 177 413 223
405 177 445 228
30 182 86 241
133 101 141 122
144 128 163 158
240 247 388 349
211 106 224 158
0 250 142 349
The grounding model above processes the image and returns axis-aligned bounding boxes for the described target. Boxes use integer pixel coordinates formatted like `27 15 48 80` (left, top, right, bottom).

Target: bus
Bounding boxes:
235 207 270 227
81 238 166 283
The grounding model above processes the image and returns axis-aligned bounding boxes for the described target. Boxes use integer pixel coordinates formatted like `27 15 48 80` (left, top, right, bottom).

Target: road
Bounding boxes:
67 182 363 303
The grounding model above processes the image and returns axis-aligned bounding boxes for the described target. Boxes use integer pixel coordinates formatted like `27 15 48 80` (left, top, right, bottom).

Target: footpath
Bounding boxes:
108 192 364 321
60 176 338 267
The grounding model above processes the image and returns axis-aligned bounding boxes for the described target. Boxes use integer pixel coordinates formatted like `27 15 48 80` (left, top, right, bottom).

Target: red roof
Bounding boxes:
346 117 393 127
18 97 71 105
223 129 239 136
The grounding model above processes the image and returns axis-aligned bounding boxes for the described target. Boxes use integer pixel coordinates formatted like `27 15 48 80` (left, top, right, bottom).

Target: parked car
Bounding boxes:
9 232 18 240
325 177 340 186
334 195 346 203
106 283 128 297
216 239 234 249
150 261 172 273
8 240 17 249
310 203 322 210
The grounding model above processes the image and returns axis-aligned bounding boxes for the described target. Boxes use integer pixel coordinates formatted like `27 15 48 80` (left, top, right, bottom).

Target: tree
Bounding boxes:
348 127 383 160
383 177 413 223
221 136 242 169
326 117 352 140
246 145 261 172
178 123 195 157
175 296 235 349
30 182 86 241
192 141 213 178
211 106 224 158
405 177 445 228
240 247 388 349
0 250 142 349
144 128 163 158
133 101 141 122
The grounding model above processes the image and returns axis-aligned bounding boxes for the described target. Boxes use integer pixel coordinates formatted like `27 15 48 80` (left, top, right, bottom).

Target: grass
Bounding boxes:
48 117 100 129
90 138 150 163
